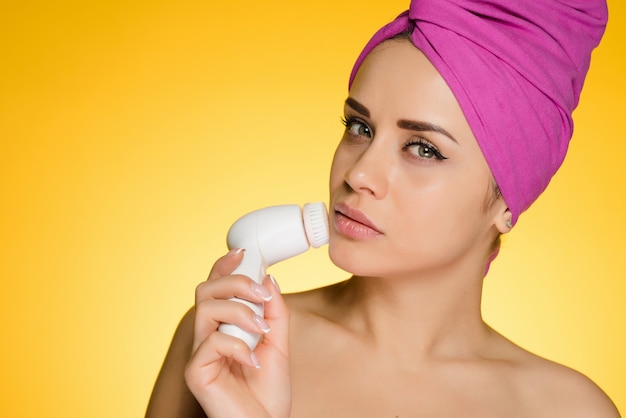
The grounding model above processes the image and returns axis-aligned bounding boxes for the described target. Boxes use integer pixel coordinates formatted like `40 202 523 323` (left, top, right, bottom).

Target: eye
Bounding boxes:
405 139 447 161
341 116 372 138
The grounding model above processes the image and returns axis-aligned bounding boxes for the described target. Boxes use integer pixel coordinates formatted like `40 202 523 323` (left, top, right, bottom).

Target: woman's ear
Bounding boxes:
494 206 513 234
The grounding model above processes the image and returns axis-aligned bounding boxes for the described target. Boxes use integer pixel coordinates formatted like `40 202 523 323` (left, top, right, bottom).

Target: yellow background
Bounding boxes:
1 1 624 416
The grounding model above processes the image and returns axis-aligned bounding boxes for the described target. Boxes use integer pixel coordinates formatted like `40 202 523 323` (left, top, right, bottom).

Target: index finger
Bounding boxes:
206 248 245 281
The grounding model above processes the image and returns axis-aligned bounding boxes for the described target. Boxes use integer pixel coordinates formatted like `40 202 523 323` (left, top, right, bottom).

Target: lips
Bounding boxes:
333 203 382 239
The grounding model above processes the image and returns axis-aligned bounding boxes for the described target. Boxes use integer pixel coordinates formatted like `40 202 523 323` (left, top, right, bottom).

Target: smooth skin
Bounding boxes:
146 39 620 417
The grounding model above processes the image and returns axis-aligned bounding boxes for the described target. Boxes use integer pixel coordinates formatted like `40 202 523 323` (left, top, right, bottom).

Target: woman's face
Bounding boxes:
328 39 507 279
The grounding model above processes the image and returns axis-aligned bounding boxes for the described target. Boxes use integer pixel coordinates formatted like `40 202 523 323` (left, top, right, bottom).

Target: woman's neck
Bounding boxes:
322 266 492 366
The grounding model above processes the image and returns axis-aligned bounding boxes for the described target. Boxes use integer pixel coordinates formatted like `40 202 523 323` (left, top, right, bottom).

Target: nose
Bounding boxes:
344 140 390 199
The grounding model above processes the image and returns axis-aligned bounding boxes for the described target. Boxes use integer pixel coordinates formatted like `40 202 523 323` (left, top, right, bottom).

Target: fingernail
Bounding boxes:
250 352 261 369
227 248 244 256
253 314 271 333
269 274 281 293
251 282 272 301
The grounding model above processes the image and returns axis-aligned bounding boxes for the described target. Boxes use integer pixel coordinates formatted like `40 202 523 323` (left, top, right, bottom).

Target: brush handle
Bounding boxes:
218 203 329 350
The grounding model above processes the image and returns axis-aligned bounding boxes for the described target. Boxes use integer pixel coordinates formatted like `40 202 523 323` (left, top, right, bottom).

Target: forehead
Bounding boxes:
348 39 474 142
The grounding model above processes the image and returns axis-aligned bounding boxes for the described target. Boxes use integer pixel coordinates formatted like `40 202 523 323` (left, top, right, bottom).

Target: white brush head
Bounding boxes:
303 202 329 248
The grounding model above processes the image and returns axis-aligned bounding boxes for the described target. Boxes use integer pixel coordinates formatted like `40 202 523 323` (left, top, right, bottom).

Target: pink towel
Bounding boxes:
349 0 608 225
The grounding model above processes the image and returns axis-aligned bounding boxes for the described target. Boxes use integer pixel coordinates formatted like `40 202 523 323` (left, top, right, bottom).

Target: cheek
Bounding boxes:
388 172 488 247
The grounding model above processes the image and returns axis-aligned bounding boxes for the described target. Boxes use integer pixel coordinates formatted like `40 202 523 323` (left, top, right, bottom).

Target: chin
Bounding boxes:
328 238 395 278
328 238 369 276
328 235 458 280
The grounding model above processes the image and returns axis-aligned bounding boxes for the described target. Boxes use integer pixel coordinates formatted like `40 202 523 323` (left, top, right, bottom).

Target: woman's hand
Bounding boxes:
184 249 292 418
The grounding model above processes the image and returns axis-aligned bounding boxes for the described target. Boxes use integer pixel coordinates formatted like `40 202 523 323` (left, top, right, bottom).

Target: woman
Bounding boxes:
147 1 619 416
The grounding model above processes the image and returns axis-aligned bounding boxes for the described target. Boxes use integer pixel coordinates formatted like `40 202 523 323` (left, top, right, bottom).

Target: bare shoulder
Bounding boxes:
283 287 326 312
283 281 350 324
497 335 620 418
283 286 334 329
146 307 206 418
283 281 358 352
524 358 619 417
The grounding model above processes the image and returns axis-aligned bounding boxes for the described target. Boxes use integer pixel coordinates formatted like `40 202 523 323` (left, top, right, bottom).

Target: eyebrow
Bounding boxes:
345 97 458 144
345 97 370 117
397 120 458 144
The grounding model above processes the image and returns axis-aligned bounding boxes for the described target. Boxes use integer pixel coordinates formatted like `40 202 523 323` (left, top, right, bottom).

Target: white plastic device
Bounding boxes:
218 202 329 350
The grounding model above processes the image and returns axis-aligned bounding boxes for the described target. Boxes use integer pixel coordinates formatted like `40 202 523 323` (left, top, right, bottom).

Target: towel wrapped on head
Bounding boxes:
349 0 608 225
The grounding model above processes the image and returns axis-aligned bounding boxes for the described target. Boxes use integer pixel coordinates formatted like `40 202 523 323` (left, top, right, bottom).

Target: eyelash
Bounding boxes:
340 115 448 161
404 138 448 161
341 115 372 138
